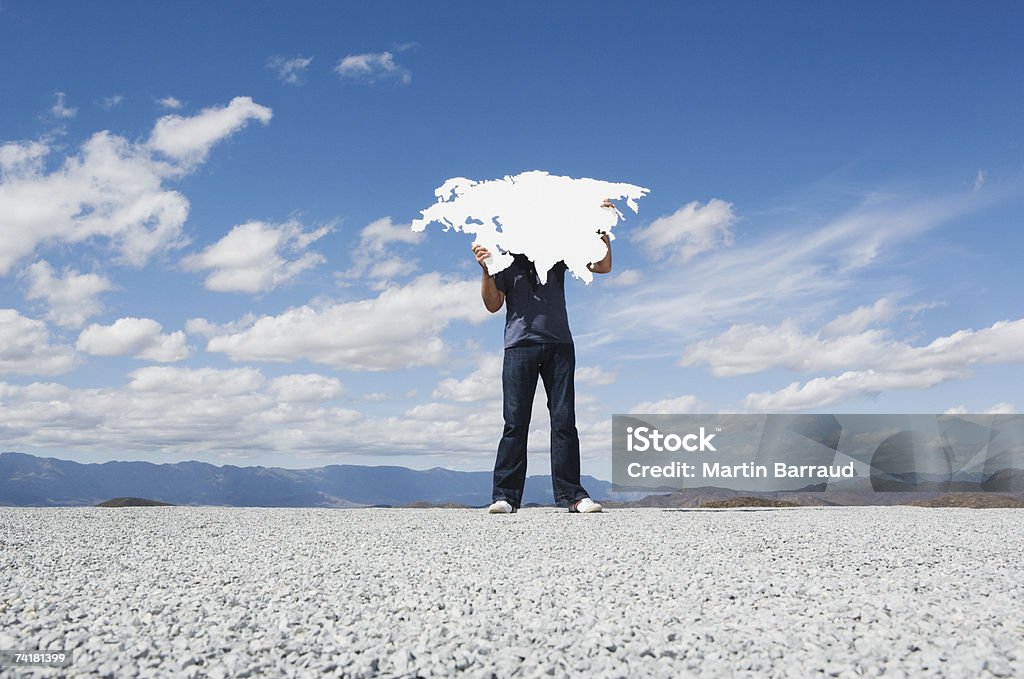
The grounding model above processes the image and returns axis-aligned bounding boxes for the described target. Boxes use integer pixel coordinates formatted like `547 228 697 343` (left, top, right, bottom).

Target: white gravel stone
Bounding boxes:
0 506 1022 677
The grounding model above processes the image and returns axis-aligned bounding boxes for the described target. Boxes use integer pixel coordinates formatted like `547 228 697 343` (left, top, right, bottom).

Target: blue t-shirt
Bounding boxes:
493 254 573 349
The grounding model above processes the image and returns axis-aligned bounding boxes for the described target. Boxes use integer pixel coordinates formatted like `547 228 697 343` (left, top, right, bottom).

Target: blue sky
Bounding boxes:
1 1 1022 475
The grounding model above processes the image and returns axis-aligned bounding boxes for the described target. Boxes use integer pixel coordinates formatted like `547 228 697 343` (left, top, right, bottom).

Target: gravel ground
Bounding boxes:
1 506 1022 678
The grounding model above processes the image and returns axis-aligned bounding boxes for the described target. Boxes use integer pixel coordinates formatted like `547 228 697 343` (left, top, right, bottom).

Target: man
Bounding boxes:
472 199 615 514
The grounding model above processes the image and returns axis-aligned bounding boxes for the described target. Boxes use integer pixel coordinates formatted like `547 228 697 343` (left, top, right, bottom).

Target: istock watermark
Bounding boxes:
612 414 1024 494
625 425 717 452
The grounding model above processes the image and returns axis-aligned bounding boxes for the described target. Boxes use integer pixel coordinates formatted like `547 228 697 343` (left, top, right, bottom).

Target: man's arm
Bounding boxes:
587 231 612 274
472 244 504 313
587 199 615 275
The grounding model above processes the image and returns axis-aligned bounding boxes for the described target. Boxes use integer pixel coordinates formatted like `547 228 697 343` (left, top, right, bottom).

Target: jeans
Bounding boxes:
492 342 589 509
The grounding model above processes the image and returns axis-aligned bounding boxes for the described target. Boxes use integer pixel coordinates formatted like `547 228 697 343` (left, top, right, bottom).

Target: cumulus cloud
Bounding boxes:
681 320 893 377
335 51 411 84
181 220 331 293
0 309 77 375
50 91 77 119
199 273 491 370
0 96 273 276
148 96 272 164
267 55 314 85
360 216 424 250
628 395 706 414
0 365 494 460
268 374 344 402
341 217 425 287
720 314 1024 411
76 317 190 362
0 140 49 179
433 355 503 402
432 357 615 407
633 199 736 262
0 367 347 456
22 260 114 328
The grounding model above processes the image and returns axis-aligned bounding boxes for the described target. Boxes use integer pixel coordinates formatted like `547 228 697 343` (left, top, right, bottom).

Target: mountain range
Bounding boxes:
3 452 1021 508
0 452 615 507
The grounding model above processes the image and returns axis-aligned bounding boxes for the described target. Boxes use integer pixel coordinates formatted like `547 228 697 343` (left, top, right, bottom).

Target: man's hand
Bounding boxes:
472 243 491 269
472 243 504 313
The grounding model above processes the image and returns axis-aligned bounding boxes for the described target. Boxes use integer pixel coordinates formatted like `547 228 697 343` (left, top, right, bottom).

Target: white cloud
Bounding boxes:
0 309 77 375
0 358 615 465
0 140 48 178
0 96 273 277
729 317 1024 411
148 96 272 164
201 273 492 370
974 169 987 192
604 269 642 287
360 216 424 251
946 403 1017 415
341 217 425 287
335 51 411 84
157 96 183 110
686 309 1024 377
821 298 897 337
184 313 259 338
576 366 617 386
629 395 706 414
268 374 344 402
267 55 314 85
0 365 497 460
743 369 960 412
181 220 331 293
76 317 190 362
22 260 114 328
633 199 736 262
50 91 77 119
681 320 894 377
433 355 503 401
430 358 616 437
604 187 988 353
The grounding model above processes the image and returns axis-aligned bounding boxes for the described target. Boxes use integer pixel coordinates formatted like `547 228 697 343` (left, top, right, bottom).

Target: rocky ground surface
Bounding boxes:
1 506 1022 678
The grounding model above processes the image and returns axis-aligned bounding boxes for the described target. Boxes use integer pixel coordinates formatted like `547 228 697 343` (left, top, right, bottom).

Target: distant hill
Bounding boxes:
96 497 174 507
981 469 1024 492
0 452 615 508
902 493 1024 509
701 497 801 509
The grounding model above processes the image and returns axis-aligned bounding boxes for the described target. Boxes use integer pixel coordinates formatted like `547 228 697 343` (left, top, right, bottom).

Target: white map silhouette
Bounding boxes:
411 170 649 283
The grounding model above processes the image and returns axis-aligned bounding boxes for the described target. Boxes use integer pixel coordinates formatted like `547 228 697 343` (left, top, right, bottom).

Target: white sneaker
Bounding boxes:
571 498 603 513
488 500 515 514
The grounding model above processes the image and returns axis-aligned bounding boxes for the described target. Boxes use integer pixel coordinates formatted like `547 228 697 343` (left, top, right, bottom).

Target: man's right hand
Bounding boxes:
472 243 491 270
473 243 504 312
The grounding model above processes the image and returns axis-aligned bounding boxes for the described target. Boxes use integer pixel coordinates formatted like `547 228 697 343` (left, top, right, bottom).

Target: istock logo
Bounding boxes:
626 426 717 452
